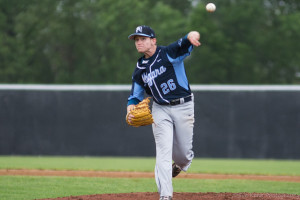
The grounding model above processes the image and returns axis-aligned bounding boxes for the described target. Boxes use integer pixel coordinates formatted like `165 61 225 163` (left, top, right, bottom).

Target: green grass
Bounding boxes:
190 158 300 176
0 156 300 200
1 156 300 176
1 176 300 200
0 156 156 172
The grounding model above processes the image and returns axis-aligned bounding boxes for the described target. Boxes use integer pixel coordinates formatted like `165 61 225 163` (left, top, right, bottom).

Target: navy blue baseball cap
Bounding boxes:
128 25 156 40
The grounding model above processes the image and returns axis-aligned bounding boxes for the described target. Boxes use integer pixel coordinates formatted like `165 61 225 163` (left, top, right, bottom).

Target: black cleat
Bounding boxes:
172 163 182 178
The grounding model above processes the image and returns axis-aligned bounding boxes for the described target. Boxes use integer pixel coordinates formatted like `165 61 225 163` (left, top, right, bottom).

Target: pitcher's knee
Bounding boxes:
173 151 194 170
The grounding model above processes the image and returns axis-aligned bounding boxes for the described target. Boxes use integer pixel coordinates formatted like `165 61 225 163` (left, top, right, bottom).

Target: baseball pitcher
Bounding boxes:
126 25 201 200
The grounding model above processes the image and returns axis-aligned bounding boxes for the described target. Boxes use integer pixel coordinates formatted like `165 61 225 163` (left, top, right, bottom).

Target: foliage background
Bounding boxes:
0 0 299 84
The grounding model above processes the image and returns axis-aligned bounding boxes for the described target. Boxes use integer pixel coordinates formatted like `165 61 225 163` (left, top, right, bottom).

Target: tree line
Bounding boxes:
0 0 299 84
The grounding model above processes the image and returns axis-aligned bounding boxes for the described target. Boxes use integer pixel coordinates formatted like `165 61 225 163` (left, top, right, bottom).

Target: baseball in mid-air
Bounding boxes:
206 3 216 12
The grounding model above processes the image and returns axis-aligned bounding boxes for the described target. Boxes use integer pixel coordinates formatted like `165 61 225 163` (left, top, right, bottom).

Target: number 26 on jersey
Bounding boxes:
161 79 176 95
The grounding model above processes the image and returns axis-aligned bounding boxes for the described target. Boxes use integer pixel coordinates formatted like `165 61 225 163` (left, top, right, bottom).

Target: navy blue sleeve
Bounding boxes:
165 35 193 60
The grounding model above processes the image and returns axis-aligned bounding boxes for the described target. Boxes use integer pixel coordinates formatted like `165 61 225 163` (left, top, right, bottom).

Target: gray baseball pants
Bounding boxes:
151 98 195 197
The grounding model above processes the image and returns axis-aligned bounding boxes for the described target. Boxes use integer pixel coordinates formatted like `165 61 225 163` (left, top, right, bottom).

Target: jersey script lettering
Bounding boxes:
142 66 167 86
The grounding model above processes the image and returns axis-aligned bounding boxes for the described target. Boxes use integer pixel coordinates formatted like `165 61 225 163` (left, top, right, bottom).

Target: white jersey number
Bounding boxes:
161 79 176 95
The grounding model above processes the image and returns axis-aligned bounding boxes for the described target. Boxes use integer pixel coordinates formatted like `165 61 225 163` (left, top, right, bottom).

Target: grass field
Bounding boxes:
0 156 300 200
1 156 300 175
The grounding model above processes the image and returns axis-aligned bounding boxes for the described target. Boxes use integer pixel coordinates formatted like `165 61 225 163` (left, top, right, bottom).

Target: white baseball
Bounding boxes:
206 3 216 12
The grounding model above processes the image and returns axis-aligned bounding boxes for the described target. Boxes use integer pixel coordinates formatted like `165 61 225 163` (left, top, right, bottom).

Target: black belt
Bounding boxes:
170 95 192 106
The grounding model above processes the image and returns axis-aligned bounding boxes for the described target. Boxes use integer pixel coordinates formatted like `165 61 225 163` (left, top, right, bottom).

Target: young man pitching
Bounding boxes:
126 25 201 200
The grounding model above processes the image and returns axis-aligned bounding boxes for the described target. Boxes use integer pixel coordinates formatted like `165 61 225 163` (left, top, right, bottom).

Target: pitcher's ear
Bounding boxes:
151 38 157 45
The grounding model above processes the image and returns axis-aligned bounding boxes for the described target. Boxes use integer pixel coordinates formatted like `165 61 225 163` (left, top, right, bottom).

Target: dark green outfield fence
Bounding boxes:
0 85 299 159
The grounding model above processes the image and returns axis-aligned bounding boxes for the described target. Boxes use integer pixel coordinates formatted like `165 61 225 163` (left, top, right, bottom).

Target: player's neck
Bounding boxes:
144 45 157 59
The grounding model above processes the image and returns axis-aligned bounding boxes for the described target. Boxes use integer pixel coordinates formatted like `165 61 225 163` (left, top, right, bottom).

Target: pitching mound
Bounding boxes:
40 192 300 200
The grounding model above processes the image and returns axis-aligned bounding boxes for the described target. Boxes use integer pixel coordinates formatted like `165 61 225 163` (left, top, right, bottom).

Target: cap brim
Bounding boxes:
128 33 152 40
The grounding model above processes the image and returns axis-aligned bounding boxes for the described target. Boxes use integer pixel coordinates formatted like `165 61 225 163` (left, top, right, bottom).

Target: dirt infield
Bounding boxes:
2 169 300 200
1 169 300 182
40 192 300 200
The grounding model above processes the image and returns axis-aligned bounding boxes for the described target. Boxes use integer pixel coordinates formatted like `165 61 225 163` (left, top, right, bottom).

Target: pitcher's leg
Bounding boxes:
152 104 173 197
172 101 195 171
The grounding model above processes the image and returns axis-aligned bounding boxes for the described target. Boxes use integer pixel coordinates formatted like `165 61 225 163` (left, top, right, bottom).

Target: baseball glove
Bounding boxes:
126 97 154 127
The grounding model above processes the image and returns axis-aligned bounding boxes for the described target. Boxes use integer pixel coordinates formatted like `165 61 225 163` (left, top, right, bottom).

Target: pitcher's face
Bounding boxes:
134 36 156 54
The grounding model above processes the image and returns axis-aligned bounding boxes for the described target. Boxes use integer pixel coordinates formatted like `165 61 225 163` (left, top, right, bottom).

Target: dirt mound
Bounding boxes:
39 192 300 200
